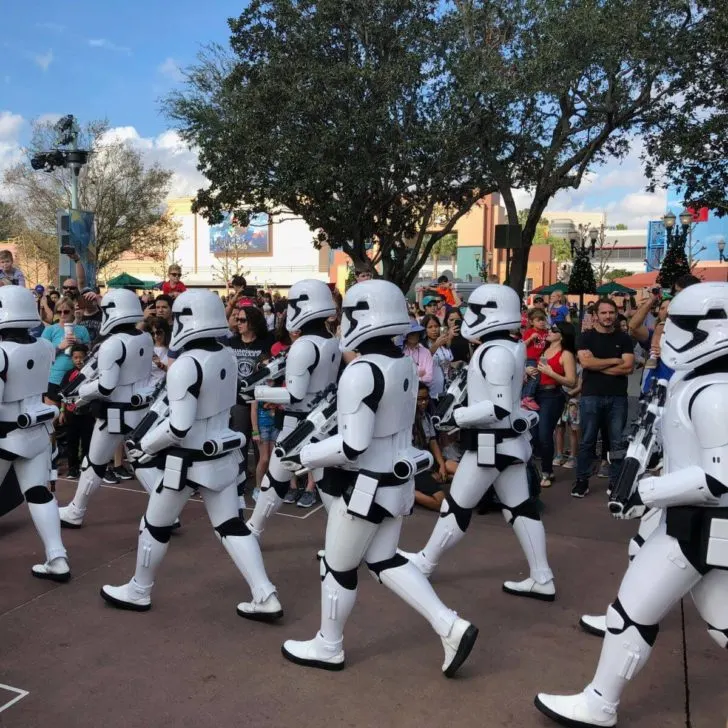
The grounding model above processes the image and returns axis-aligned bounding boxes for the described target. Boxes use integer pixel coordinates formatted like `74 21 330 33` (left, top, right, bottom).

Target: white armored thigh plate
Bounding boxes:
374 482 415 519
186 453 238 492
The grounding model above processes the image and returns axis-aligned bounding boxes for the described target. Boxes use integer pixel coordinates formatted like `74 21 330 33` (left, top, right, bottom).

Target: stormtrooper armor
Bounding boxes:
247 279 341 538
100 290 282 621
401 284 556 600
536 282 728 728
279 280 478 675
59 289 153 528
0 286 69 580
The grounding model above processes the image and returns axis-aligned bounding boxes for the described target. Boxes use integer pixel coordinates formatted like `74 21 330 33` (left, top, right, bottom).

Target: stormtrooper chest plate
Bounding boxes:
1 339 53 402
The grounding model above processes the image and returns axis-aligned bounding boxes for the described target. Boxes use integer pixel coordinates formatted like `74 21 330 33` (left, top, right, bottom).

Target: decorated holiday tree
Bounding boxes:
656 240 691 290
344 265 357 291
568 247 597 323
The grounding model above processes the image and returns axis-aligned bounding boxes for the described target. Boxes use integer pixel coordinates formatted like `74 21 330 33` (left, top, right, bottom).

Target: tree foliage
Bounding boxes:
442 0 700 294
165 0 487 292
605 268 631 281
0 200 22 241
3 119 173 272
568 249 597 296
643 0 728 216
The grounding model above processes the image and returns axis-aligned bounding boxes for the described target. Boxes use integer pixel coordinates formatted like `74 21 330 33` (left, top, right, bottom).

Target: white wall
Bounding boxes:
171 208 327 288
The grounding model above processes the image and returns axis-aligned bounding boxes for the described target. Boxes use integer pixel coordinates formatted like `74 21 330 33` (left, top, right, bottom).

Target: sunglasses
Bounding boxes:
237 318 247 323
153 329 164 335
57 309 73 314
550 326 561 333
62 286 78 291
169 272 181 277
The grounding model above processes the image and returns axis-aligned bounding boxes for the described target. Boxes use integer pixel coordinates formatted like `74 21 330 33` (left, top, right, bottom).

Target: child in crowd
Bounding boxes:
0 249 26 287
553 371 582 469
161 264 187 298
58 344 95 479
521 308 549 411
412 382 455 511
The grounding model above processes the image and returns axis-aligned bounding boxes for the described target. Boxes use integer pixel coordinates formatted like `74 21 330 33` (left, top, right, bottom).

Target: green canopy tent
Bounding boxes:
596 281 637 296
106 273 159 290
531 281 569 295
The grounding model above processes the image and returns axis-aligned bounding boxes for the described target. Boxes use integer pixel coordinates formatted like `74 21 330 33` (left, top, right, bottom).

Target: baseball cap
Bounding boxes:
422 295 439 306
34 284 45 294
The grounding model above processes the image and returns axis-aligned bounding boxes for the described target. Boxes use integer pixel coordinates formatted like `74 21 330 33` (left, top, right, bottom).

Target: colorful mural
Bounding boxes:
209 212 271 256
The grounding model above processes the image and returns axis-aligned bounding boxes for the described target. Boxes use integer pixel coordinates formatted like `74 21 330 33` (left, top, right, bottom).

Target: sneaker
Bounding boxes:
540 474 553 489
552 454 567 467
114 465 134 481
297 490 317 508
571 480 589 498
283 488 301 504
103 469 120 484
66 468 80 480
563 456 576 469
597 462 609 479
521 396 540 411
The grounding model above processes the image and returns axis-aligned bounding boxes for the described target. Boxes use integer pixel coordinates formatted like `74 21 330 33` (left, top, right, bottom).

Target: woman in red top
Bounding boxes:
526 322 577 488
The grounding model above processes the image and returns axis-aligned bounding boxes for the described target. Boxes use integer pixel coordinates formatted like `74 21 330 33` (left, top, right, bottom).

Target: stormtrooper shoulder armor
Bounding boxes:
285 337 319 401
477 343 517 385
690 384 728 450
339 360 382 415
98 335 126 372
166 354 202 402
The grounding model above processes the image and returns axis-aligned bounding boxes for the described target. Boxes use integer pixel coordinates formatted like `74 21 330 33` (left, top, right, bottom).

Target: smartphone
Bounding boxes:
539 356 548 366
60 245 76 256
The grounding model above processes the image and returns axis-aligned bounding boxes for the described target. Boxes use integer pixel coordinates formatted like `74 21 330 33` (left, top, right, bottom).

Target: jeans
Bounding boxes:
576 395 629 484
522 358 539 398
536 389 565 475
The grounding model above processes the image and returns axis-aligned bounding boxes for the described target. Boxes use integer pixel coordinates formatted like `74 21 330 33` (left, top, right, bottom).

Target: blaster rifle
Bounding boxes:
274 384 338 461
238 351 287 398
431 369 468 431
125 380 169 450
607 378 668 517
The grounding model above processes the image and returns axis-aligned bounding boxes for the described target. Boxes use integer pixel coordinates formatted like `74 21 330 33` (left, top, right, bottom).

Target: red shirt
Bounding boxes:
523 327 548 360
161 280 187 296
539 350 565 387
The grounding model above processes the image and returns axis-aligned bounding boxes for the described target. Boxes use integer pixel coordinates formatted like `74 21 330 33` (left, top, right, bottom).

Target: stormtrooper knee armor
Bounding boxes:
401 284 555 600
59 289 153 528
100 290 282 621
278 280 478 675
0 286 69 581
247 279 341 539
536 282 728 728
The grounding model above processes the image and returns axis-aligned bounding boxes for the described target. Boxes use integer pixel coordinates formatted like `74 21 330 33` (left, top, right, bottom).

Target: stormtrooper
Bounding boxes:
279 279 478 676
401 284 556 600
246 278 341 538
101 290 282 621
59 289 153 528
535 281 728 728
0 286 69 581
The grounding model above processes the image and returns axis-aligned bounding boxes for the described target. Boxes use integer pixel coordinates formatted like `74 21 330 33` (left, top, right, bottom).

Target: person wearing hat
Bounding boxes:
402 320 433 385
421 295 440 320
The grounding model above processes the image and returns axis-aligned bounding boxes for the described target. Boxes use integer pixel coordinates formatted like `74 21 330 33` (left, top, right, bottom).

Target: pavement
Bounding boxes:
1 472 725 728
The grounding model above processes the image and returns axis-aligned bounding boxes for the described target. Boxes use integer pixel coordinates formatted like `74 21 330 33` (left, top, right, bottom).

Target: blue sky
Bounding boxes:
2 0 710 239
1 1 244 135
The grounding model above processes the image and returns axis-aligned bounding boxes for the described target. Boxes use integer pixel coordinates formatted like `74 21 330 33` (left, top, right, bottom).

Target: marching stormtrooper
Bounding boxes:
101 290 282 621
59 288 153 528
401 284 556 600
246 278 341 537
536 282 728 728
0 287 69 581
279 279 478 676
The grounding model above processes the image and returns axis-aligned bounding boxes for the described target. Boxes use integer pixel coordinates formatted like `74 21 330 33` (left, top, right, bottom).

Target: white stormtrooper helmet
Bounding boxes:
286 279 337 331
99 289 143 336
0 286 41 330
460 284 521 340
170 289 229 350
341 280 409 350
661 282 728 370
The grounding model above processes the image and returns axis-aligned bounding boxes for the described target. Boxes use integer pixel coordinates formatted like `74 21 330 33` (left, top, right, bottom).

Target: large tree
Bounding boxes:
445 0 702 294
642 0 728 216
0 200 22 241
130 212 183 280
165 0 488 291
3 119 173 273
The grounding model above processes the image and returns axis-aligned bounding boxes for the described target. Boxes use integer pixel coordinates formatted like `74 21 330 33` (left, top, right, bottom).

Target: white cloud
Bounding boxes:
87 39 132 54
158 57 184 82
34 50 53 71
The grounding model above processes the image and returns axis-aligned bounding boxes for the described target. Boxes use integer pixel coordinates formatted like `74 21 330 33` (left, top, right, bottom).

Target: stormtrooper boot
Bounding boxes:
534 690 618 728
441 618 480 678
27 497 71 582
59 467 102 528
100 579 153 612
281 632 345 671
220 534 282 622
502 513 555 601
579 614 607 637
